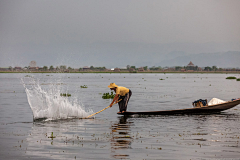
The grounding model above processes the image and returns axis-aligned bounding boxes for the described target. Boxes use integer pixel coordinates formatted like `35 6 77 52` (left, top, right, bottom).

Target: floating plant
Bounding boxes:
80 85 88 88
48 132 56 140
102 92 115 99
226 77 237 79
60 93 71 97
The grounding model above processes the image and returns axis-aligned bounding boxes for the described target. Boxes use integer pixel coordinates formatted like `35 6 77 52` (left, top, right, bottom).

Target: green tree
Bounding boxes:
143 66 148 71
130 66 136 70
149 66 162 71
204 66 212 71
149 66 155 70
9 66 13 71
43 66 48 71
157 66 162 70
175 66 183 71
49 65 54 70
212 66 217 71
99 66 106 70
60 65 66 70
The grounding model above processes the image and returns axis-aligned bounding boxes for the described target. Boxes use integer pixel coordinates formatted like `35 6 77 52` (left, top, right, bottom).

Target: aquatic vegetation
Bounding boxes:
236 78 240 81
25 75 32 77
60 93 71 97
48 132 56 139
102 92 115 99
159 79 164 80
192 133 208 135
80 85 88 88
226 76 236 79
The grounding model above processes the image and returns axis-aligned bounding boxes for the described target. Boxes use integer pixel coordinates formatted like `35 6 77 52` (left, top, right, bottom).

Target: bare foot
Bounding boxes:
117 111 125 114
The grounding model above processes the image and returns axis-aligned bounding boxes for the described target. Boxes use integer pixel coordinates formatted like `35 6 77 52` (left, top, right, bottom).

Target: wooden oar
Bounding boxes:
80 100 121 119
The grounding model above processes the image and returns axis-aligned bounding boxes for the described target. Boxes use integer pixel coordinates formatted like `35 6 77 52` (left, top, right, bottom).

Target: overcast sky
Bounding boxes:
0 0 240 67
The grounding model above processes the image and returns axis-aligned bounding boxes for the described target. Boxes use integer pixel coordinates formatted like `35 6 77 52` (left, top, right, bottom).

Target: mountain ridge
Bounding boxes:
156 51 240 68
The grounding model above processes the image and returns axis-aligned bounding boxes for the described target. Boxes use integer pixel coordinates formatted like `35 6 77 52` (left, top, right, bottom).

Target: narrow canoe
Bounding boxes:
117 98 240 116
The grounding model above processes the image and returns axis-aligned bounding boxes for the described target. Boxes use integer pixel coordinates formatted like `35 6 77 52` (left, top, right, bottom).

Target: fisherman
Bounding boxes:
108 83 132 113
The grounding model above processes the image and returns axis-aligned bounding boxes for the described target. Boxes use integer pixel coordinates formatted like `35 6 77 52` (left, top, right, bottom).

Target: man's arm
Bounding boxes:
110 94 119 107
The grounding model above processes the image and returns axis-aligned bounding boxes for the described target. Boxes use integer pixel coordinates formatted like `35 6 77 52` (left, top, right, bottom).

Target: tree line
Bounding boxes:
4 65 240 72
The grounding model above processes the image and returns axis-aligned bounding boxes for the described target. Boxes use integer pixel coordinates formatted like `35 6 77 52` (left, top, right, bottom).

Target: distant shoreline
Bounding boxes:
1 71 240 74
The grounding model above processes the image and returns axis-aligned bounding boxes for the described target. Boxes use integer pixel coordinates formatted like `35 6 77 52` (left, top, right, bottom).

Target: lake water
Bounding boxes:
0 73 240 160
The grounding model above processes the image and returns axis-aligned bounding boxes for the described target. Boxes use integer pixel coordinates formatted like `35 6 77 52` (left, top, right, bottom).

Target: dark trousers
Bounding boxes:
118 90 132 112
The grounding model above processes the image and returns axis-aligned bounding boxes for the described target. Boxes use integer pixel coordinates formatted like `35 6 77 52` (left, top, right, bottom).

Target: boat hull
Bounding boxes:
118 98 240 116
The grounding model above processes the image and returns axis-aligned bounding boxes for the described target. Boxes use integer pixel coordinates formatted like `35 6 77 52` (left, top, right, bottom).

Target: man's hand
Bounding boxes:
109 94 119 108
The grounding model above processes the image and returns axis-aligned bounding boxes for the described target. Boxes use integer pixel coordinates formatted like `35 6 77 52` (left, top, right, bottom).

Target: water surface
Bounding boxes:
0 73 240 159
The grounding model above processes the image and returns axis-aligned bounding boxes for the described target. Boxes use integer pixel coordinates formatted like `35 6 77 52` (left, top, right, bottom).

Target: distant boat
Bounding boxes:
117 98 240 116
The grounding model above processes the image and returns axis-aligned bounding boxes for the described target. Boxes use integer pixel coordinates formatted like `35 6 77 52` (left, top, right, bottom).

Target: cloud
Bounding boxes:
0 0 240 67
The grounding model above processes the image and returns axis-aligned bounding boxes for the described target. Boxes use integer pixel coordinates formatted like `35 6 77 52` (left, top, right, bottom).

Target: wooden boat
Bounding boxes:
117 98 240 116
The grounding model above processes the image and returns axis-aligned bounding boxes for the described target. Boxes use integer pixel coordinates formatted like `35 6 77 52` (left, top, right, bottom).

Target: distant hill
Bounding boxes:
79 42 240 68
157 51 240 68
1 42 240 68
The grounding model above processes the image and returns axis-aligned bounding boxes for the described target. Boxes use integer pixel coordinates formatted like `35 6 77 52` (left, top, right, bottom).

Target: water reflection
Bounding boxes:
25 119 93 159
111 116 132 159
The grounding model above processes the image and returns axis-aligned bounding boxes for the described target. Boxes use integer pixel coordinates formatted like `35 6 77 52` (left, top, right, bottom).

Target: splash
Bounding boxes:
22 76 93 121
